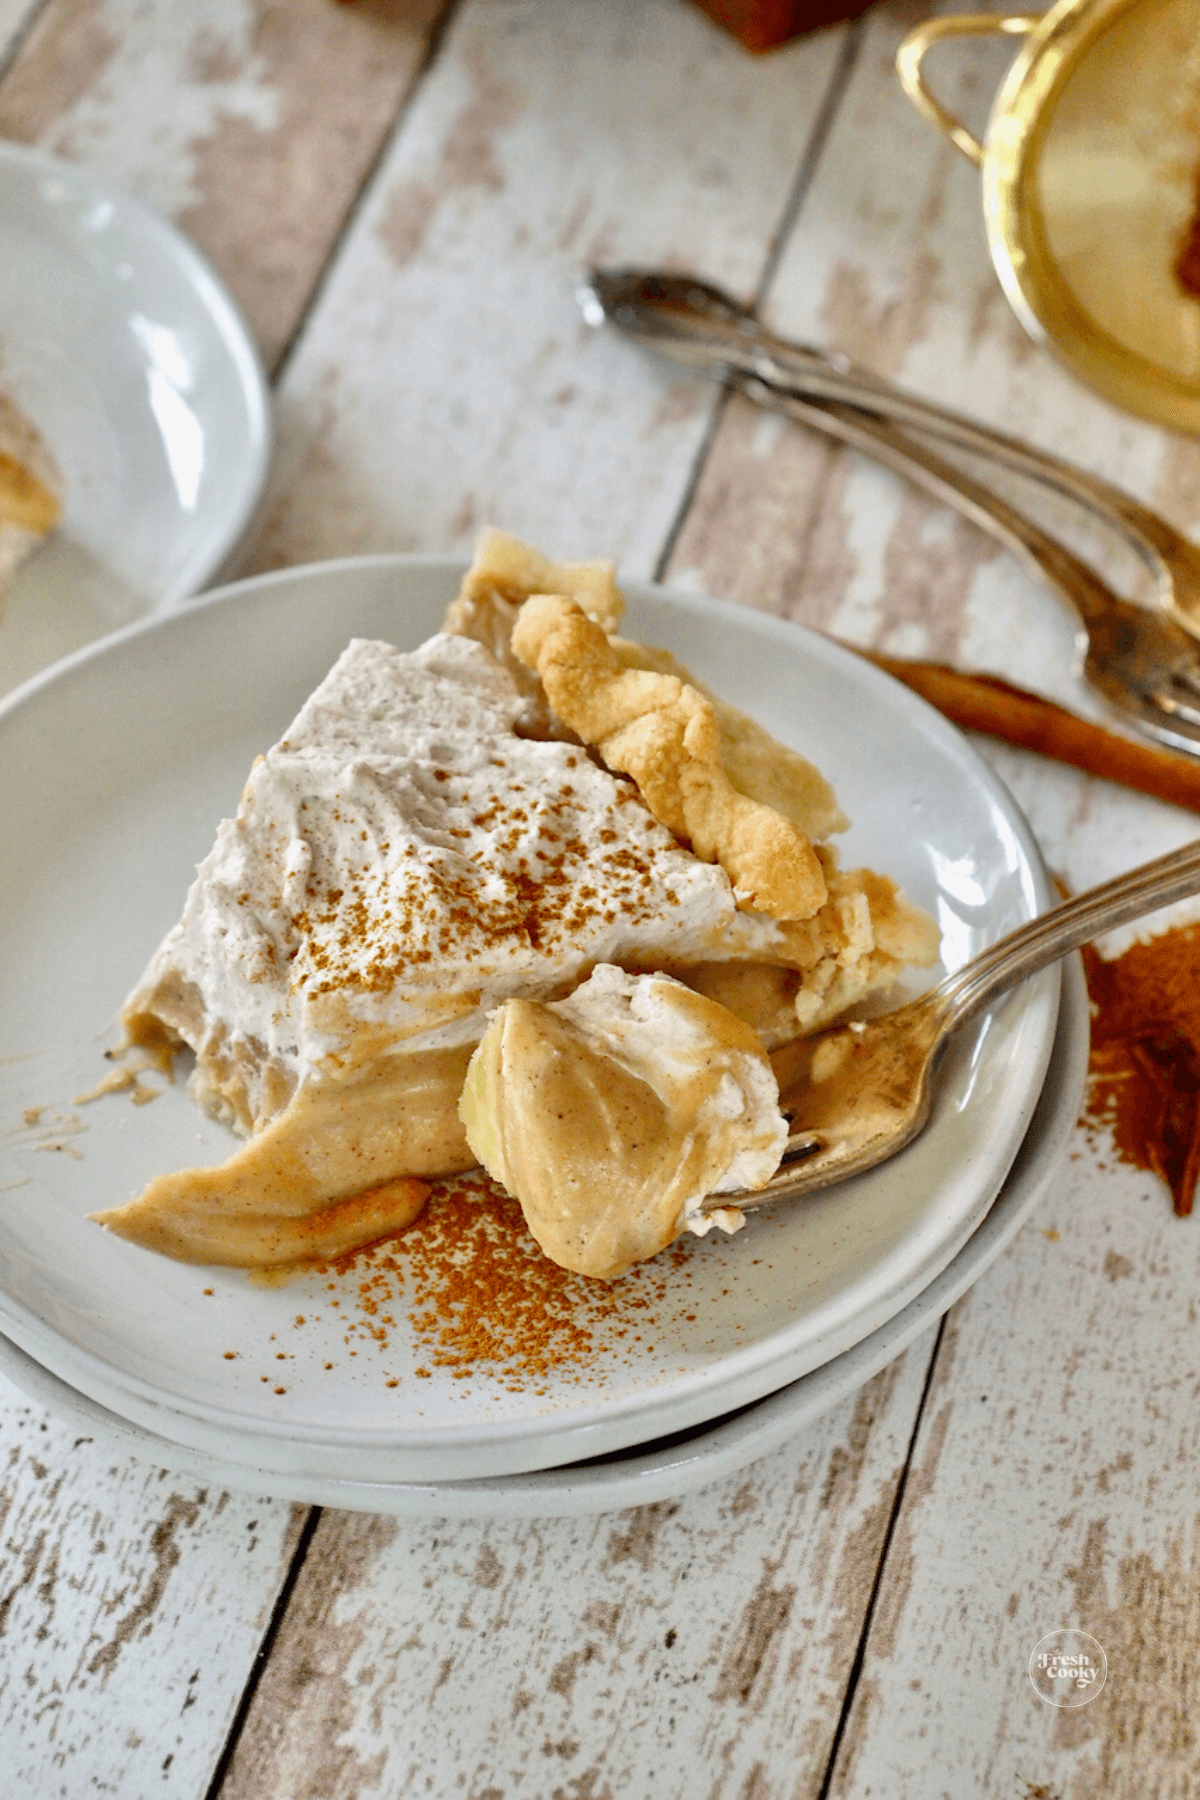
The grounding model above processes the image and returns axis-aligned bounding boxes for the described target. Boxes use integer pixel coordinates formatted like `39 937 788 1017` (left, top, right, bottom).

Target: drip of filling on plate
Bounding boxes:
93 532 938 1277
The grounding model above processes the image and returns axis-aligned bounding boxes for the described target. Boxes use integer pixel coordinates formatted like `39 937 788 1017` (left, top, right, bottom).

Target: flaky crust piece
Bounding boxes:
511 593 827 923
444 528 625 736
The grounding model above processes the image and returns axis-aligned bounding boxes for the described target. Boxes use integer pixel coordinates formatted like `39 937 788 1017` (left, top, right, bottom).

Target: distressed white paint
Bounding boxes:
0 0 37 58
23 0 280 217
955 553 1097 716
235 0 847 577
222 1340 935 1800
0 1374 303 1798
825 455 915 646
826 1140 1200 1800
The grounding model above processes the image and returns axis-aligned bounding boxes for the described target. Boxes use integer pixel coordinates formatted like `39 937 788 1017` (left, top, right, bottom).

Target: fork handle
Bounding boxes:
661 296 1191 604
739 375 1120 633
934 837 1200 1030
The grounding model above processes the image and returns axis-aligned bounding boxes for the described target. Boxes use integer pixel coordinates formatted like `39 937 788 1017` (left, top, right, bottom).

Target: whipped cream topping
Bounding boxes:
136 635 790 1086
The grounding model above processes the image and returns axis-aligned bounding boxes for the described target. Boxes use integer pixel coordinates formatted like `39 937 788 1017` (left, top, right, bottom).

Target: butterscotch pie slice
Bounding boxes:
94 633 819 1266
95 535 937 1275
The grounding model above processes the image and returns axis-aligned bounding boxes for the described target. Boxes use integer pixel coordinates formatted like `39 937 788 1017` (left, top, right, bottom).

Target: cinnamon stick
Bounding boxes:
860 651 1200 815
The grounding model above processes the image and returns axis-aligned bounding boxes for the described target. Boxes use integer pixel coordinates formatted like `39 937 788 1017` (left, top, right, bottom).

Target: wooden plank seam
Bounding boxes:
202 1507 325 1800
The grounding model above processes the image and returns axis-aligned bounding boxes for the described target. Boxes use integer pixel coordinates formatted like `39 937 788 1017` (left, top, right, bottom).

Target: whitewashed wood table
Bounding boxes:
2 2 1198 1794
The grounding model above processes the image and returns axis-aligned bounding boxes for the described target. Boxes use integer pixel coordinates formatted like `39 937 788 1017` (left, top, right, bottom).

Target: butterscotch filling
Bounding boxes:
96 1044 471 1266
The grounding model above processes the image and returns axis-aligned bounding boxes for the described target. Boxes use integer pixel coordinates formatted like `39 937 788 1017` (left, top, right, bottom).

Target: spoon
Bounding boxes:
581 266 1200 641
737 376 1200 758
707 836 1200 1214
581 269 1200 758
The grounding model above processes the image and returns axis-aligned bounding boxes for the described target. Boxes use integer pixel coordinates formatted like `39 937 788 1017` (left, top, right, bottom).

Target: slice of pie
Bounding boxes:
93 534 937 1272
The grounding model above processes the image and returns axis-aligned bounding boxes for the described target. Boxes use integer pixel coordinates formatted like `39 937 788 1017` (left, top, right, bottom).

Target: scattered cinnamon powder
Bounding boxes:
289 753 675 1005
1083 926 1200 1214
314 1172 693 1386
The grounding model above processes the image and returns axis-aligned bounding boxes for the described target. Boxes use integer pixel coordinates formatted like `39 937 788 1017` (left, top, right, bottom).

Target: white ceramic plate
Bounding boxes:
0 142 271 694
0 556 1058 1481
0 957 1087 1517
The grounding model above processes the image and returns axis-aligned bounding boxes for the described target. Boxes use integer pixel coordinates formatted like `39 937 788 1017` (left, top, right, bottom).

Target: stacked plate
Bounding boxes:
0 142 270 694
0 558 1087 1517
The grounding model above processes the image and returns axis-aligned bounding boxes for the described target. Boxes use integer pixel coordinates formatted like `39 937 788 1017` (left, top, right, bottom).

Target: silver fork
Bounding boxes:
743 377 1200 757
581 267 1200 638
709 836 1200 1214
581 268 1200 757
